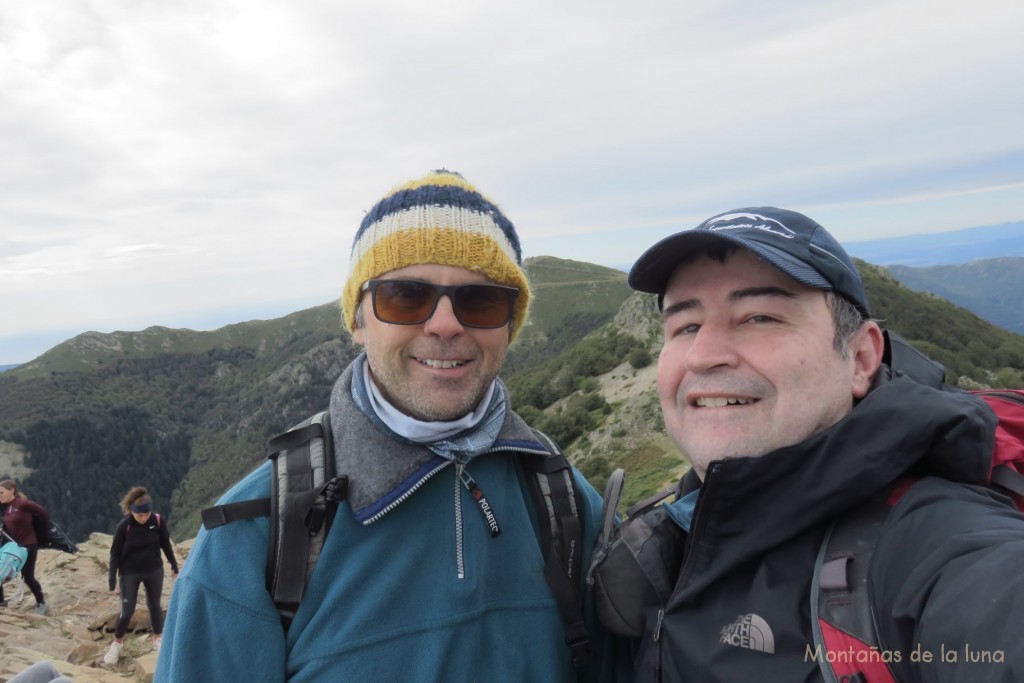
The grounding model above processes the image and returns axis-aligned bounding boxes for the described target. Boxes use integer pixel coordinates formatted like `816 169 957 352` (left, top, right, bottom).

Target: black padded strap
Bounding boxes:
991 464 1024 498
884 331 947 388
522 438 594 667
266 411 335 627
811 491 894 683
267 422 325 456
201 499 271 530
199 410 338 631
270 485 326 620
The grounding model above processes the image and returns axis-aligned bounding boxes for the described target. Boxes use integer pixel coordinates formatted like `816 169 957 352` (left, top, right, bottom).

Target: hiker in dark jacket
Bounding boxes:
614 207 1024 681
103 486 178 666
0 479 50 615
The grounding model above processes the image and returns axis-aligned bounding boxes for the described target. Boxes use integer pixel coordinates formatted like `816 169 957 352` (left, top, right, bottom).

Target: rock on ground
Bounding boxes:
0 532 188 683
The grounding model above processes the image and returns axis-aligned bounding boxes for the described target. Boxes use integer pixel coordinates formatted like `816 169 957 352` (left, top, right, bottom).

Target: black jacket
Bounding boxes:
108 513 178 590
637 375 1024 682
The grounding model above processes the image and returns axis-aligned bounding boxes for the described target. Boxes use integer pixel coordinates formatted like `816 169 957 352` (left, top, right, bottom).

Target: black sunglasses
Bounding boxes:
362 279 519 328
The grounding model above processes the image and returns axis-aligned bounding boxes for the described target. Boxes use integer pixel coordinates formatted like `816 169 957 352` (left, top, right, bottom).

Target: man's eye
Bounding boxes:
668 323 700 337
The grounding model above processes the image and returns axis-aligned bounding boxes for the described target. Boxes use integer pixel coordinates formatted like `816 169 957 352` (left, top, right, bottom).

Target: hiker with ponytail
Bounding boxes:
0 479 50 615
103 486 178 666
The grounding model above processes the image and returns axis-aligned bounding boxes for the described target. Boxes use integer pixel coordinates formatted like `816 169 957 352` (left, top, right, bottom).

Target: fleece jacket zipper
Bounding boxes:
454 463 504 580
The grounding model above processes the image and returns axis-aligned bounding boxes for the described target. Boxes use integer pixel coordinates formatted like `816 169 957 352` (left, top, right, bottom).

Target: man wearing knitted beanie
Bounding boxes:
157 170 634 682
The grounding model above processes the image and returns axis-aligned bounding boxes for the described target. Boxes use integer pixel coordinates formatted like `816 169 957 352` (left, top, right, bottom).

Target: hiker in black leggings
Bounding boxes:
0 479 49 615
103 486 178 666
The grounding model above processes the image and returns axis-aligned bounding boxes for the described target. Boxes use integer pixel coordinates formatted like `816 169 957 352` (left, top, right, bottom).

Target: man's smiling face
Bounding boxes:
353 263 511 421
656 248 874 479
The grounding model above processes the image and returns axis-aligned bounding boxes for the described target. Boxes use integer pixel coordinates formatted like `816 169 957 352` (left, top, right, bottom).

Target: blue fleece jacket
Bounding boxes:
156 367 632 682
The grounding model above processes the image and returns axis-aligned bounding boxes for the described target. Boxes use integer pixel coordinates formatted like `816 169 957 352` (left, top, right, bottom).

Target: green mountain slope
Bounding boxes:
1 255 1021 540
0 257 629 541
507 260 1024 509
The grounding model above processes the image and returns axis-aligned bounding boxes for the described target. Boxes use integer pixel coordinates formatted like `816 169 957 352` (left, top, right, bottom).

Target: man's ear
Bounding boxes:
351 300 366 346
851 321 884 399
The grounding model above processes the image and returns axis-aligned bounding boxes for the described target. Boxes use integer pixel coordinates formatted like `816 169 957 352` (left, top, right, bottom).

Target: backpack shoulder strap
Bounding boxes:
976 390 1024 509
884 330 947 388
266 410 343 626
200 410 348 629
520 428 594 668
810 492 897 683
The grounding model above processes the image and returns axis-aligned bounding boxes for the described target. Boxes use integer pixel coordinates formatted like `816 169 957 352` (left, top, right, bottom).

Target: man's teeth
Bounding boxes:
695 397 753 408
422 359 466 369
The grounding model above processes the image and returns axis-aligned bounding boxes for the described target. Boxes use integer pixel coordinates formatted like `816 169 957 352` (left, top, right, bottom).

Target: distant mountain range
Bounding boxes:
885 257 1024 334
844 221 1024 266
840 223 1024 333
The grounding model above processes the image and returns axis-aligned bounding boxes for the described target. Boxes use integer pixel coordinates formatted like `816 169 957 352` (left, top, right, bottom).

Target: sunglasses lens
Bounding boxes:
369 280 517 328
453 285 516 327
373 281 437 324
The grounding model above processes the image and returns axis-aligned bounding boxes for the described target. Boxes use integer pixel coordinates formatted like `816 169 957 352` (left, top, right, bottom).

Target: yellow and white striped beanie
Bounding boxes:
342 170 531 341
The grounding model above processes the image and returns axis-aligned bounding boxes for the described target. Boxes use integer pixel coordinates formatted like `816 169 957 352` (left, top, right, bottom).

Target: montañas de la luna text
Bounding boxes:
805 643 1006 665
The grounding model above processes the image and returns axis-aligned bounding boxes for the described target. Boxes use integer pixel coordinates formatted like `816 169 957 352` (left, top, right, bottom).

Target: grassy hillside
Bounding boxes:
0 257 630 540
1 255 1022 538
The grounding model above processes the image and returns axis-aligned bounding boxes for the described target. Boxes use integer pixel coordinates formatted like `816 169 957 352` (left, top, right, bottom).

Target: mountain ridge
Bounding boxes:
885 257 1024 334
844 221 1024 266
1 256 1022 545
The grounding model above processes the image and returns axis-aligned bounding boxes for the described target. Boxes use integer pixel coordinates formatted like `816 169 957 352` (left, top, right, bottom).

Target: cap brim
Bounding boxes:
628 232 739 294
628 230 832 296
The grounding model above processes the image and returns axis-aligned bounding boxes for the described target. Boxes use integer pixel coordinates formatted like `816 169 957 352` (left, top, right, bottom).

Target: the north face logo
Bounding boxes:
705 212 795 239
720 613 775 654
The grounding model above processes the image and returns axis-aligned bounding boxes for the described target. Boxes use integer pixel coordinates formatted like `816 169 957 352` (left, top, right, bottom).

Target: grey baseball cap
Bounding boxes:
628 207 870 316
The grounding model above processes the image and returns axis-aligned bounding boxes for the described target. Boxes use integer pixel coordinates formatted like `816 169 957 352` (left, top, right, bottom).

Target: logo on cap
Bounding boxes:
705 212 795 239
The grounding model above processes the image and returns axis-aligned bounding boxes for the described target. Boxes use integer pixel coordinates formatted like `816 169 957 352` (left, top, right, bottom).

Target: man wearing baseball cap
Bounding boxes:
616 207 1024 680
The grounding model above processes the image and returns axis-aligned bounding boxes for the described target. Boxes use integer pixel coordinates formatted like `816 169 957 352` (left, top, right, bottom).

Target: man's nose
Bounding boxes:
423 294 465 336
684 323 738 372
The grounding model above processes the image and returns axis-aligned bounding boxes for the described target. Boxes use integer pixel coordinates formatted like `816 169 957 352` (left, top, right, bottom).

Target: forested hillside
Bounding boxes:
0 257 630 541
1 255 1022 542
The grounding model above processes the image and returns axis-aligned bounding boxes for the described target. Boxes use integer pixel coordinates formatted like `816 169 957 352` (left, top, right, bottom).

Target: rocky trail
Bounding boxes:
0 534 189 683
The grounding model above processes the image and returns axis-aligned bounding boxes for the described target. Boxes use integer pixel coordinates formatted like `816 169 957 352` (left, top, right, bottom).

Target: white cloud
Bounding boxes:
1 0 1022 362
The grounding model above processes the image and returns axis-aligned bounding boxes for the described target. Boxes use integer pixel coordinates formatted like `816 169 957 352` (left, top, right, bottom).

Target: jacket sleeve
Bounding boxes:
109 518 127 589
158 515 179 572
871 477 1024 682
24 499 50 524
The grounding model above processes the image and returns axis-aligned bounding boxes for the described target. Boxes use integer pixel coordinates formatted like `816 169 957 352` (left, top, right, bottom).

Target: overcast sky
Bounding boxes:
2 0 1023 364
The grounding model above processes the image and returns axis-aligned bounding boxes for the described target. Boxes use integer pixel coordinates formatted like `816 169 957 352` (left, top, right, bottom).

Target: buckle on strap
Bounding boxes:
322 476 349 503
565 621 594 666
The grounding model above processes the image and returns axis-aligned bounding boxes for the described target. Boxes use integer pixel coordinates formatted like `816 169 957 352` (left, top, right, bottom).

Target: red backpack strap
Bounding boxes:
974 390 1024 511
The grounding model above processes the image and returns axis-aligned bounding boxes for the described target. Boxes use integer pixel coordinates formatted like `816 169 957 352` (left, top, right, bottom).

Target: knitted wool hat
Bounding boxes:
342 169 531 341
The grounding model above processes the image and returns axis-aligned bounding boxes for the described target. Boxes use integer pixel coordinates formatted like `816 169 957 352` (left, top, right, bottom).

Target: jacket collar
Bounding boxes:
680 376 996 582
329 363 547 524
